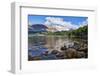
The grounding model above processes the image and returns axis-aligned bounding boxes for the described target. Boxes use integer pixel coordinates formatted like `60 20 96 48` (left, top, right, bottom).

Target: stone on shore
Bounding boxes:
76 51 85 58
65 48 77 58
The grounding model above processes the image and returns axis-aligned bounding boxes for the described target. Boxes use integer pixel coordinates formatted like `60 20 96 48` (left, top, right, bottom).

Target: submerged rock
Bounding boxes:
51 50 59 54
28 56 42 60
42 51 49 56
32 56 42 60
56 52 65 59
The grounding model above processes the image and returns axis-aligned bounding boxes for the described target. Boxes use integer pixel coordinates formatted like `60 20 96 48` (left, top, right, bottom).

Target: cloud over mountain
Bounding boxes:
44 17 78 31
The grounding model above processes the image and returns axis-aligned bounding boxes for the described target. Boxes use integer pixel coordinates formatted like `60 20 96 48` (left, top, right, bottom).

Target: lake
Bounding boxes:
28 35 88 60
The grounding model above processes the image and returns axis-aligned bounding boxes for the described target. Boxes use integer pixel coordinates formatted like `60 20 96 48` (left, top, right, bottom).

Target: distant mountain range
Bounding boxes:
28 24 78 33
28 24 48 33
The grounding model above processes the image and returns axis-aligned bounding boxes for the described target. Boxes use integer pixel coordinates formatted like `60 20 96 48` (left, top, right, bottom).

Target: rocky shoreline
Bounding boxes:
28 41 88 61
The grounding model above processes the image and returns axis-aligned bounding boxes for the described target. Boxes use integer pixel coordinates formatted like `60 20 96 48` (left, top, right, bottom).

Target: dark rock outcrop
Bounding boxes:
60 45 67 51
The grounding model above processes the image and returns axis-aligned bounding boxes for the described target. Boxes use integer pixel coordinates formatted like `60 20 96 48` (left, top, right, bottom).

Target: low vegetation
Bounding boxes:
40 25 88 39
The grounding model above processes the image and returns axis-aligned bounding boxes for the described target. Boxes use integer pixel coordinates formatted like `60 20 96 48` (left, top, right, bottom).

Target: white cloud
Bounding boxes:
44 17 78 31
79 19 88 27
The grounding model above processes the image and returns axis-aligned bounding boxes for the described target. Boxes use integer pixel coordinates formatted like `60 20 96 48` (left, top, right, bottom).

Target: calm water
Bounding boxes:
28 35 87 60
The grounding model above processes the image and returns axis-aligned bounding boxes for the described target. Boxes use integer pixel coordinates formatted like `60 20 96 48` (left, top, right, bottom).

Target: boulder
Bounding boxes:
76 51 85 58
65 48 77 58
78 45 88 53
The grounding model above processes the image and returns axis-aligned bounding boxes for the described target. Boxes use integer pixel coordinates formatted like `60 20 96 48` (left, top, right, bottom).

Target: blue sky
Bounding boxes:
28 15 88 27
